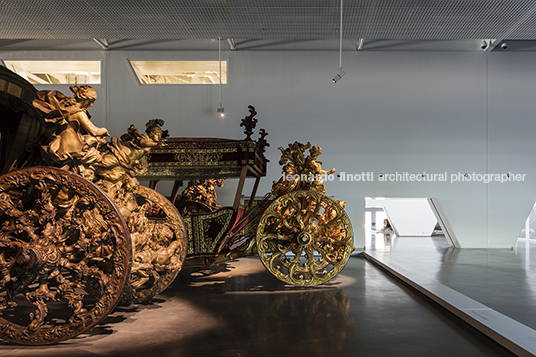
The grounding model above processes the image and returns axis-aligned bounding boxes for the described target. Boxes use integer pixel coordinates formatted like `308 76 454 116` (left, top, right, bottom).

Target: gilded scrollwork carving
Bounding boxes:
119 186 187 304
174 152 224 166
255 140 353 287
0 167 131 345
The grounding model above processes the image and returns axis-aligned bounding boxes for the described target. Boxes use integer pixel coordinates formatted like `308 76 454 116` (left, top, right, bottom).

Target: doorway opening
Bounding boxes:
365 197 458 251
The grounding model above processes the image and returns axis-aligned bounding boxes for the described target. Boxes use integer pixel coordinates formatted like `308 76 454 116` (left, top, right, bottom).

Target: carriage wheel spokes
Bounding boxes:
256 190 354 287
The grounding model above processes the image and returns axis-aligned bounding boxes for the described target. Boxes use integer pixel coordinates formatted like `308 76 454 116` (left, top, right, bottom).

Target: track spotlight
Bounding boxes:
217 106 225 118
332 0 345 83
332 68 345 83
501 42 508 49
480 39 488 50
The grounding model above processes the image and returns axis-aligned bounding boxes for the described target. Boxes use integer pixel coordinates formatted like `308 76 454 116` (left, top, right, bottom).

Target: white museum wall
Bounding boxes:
1 49 534 248
487 53 536 247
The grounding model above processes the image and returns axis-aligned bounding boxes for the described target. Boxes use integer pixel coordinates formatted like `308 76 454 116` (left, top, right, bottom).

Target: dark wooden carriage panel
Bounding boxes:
137 137 267 182
0 66 41 174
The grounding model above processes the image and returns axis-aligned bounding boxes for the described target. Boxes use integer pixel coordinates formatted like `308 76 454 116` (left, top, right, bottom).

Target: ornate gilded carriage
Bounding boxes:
0 66 353 345
140 107 354 286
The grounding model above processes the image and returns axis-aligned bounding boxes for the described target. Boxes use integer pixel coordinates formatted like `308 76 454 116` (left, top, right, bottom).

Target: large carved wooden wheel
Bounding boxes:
0 167 131 345
121 186 187 304
256 190 354 286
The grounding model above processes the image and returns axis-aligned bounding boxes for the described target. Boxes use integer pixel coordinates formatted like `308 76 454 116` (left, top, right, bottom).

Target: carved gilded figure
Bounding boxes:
178 178 225 213
33 85 108 166
97 119 167 182
272 141 336 194
0 80 184 343
32 86 186 305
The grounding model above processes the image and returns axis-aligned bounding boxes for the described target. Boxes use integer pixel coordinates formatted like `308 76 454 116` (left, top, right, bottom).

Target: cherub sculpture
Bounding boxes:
33 85 109 167
272 141 336 195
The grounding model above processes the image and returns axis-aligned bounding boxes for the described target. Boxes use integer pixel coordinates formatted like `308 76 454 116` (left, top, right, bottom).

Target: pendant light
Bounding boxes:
217 36 225 117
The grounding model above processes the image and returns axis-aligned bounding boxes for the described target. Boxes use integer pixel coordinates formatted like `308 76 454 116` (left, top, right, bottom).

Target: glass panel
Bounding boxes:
3 60 101 84
129 60 227 84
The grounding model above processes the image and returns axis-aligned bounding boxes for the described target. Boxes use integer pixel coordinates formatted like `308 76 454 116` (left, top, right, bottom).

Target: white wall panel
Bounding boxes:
1 49 533 248
487 53 536 248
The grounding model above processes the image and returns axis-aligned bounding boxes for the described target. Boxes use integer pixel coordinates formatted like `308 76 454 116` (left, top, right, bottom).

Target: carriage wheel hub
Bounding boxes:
297 232 312 246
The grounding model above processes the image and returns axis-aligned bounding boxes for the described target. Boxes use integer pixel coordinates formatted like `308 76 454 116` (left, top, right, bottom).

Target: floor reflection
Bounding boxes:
250 290 352 357
367 232 536 333
514 237 536 274
513 238 536 302
170 261 354 357
364 232 395 252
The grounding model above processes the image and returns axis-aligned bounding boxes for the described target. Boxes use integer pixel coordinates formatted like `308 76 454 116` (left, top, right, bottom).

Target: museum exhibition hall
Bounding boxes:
2 1 536 356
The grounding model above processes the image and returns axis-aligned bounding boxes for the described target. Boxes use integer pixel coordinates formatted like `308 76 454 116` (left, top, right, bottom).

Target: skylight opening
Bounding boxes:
3 60 101 85
129 60 227 85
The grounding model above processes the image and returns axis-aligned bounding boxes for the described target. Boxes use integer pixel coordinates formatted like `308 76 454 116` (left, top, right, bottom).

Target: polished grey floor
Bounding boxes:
365 233 536 356
368 234 536 331
0 252 515 357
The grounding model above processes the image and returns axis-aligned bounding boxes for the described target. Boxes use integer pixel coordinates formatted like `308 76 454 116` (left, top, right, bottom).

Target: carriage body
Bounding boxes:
136 135 269 266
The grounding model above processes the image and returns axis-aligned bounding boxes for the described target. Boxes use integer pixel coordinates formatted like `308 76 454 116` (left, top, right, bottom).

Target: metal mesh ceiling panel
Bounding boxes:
1 0 536 40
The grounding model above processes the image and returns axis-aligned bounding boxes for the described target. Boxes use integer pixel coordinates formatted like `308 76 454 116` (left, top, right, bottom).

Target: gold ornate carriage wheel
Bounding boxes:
256 190 354 287
0 167 131 345
121 186 188 304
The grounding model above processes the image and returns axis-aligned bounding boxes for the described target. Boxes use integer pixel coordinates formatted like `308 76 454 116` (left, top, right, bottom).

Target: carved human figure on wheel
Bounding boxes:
96 119 166 182
33 85 109 166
